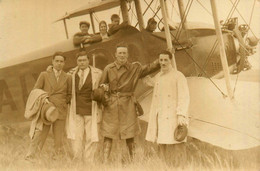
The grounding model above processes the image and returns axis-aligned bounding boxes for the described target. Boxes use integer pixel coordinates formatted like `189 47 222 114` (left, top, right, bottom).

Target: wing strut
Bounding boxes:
177 0 187 30
90 12 96 34
120 0 130 24
134 0 145 31
63 19 69 39
159 0 177 70
210 0 233 99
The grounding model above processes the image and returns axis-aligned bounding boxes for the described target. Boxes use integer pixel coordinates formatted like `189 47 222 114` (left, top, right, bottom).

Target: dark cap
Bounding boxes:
79 21 90 27
147 18 157 25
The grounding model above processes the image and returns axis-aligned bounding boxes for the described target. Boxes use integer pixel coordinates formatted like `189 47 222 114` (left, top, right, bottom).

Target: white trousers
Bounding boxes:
71 115 97 162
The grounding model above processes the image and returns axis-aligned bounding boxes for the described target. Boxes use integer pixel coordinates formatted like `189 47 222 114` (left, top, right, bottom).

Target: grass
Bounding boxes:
0 121 259 171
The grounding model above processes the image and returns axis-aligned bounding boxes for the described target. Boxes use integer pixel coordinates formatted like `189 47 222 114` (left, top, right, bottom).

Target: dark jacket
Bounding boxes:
33 70 72 119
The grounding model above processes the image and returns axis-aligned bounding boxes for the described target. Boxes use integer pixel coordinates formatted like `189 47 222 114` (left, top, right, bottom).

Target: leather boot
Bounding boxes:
126 138 135 161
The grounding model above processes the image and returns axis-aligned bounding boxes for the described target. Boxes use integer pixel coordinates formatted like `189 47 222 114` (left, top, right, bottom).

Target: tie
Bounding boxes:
79 70 85 90
56 71 60 81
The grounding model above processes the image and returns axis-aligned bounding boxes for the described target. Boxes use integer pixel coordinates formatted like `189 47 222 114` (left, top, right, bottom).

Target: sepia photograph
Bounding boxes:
0 0 259 170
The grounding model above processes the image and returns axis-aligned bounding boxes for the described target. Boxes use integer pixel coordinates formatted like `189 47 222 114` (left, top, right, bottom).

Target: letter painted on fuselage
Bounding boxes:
0 72 39 124
0 79 17 113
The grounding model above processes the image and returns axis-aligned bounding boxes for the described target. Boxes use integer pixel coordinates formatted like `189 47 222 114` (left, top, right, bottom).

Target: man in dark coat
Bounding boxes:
25 52 71 160
99 42 160 162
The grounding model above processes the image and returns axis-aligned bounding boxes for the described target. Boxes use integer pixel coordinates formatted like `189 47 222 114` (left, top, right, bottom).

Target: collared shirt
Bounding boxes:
78 67 90 85
114 61 130 70
53 68 61 80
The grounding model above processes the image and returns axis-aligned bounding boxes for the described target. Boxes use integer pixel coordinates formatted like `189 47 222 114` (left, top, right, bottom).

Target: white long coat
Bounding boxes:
66 66 102 142
145 68 190 144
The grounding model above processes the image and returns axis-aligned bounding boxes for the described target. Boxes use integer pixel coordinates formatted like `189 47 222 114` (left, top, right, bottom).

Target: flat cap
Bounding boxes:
147 18 157 25
79 21 90 27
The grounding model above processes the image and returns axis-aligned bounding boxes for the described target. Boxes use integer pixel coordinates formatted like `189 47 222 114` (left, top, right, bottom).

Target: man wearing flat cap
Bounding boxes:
144 50 190 162
73 21 102 47
66 50 102 162
25 52 72 160
73 21 92 47
99 42 160 163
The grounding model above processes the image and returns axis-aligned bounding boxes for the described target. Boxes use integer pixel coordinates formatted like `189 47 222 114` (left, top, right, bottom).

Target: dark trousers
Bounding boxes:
26 119 65 157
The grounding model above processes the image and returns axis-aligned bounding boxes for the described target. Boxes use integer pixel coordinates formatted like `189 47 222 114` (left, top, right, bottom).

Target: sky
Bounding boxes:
0 0 259 62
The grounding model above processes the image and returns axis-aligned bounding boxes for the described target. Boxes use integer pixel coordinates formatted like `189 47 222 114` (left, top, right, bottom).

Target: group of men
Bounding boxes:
24 18 190 164
73 14 129 47
73 14 158 47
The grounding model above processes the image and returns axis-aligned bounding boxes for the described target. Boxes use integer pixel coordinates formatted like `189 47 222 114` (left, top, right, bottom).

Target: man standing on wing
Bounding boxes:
99 42 160 163
144 50 190 162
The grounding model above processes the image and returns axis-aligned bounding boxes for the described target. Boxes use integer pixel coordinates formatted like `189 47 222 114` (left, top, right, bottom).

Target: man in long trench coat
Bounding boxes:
99 42 160 162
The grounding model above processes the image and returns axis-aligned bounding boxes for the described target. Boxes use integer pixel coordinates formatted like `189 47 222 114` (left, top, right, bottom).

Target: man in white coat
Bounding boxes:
144 50 190 162
66 50 102 162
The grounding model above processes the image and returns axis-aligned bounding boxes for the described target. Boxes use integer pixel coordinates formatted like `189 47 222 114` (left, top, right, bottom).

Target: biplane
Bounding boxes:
0 0 259 150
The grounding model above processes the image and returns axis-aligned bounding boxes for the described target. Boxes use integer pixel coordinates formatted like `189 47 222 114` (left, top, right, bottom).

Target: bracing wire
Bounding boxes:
176 0 194 41
189 116 260 141
170 0 174 19
129 2 134 23
245 0 257 39
169 0 180 18
155 22 227 96
163 29 227 96
228 0 258 39
175 0 191 37
170 32 227 97
143 0 161 22
230 34 253 95
228 0 257 95
196 0 212 16
198 39 219 76
224 0 239 24
93 13 100 23
135 0 155 27
154 0 159 13
131 4 138 24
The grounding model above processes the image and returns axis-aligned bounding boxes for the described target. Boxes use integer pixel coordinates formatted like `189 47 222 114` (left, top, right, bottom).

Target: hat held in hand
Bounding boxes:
41 102 59 125
174 125 188 142
92 87 105 103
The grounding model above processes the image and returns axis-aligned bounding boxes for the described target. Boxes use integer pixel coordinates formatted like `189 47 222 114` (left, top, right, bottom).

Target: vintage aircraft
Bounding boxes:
0 0 259 150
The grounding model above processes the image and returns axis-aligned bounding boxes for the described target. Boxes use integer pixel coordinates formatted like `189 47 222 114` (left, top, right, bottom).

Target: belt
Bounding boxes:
110 91 134 97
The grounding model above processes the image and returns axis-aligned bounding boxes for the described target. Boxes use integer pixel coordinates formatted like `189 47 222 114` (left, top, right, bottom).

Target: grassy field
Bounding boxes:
0 121 259 171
